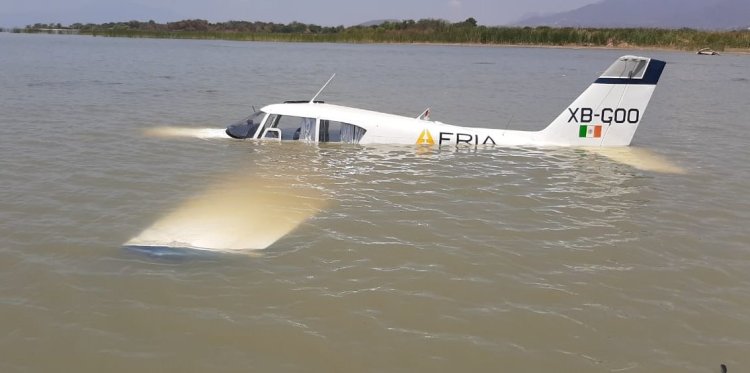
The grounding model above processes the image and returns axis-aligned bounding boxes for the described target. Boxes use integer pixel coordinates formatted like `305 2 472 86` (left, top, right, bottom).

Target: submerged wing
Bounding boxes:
126 174 328 252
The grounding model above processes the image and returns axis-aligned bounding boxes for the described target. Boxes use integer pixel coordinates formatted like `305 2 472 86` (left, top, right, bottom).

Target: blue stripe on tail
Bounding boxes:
595 59 666 85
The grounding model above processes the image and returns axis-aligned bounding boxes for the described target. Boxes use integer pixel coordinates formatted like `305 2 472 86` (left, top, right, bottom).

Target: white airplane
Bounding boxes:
128 55 672 255
225 55 665 148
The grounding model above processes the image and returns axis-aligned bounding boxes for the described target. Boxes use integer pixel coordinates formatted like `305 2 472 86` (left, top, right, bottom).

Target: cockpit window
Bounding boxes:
601 57 649 79
225 111 266 139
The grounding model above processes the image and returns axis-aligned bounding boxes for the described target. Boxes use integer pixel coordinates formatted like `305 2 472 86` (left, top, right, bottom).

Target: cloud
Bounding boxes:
449 0 462 8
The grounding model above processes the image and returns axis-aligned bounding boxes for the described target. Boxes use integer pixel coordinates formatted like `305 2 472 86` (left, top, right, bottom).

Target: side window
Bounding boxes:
319 120 366 144
262 115 316 141
318 120 342 142
276 115 307 140
340 123 367 144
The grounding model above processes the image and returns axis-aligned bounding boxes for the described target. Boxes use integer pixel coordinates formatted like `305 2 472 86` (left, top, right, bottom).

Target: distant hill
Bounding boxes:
516 0 750 30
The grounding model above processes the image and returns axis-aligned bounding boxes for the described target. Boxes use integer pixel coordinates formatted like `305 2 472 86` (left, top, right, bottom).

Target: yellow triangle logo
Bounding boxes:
416 129 435 145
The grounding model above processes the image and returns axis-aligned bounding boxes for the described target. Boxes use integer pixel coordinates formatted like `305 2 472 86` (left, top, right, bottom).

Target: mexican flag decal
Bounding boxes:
579 125 602 138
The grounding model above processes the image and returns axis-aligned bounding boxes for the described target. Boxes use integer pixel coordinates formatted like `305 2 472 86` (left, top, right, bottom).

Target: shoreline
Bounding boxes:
370 41 750 54
10 29 749 55
13 19 750 54
81 32 750 55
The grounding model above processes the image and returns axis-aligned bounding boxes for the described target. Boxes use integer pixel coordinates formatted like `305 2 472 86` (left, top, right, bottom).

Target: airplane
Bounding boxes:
224 55 665 148
128 55 672 255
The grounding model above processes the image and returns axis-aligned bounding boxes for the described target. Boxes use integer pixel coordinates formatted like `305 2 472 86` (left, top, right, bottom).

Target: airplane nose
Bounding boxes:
225 122 253 139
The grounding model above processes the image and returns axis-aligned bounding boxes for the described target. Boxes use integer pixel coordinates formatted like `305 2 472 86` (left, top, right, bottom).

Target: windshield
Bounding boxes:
225 111 265 139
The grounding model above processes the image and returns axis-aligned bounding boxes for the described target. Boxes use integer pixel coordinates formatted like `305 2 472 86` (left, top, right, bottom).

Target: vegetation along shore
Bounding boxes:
13 18 750 52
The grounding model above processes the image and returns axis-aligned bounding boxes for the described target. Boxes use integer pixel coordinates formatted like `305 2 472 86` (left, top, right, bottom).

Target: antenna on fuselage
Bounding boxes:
505 114 514 130
310 74 336 103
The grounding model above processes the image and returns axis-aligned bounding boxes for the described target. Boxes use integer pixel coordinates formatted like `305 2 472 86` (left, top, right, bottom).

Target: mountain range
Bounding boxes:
517 0 750 30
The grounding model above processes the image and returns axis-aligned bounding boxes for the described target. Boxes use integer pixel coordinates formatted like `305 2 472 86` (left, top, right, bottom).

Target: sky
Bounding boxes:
0 0 600 27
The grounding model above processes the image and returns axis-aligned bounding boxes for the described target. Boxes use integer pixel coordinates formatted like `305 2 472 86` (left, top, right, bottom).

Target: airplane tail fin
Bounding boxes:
540 56 666 147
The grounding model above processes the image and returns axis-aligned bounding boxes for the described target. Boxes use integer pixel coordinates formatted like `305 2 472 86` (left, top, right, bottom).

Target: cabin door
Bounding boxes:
260 115 317 142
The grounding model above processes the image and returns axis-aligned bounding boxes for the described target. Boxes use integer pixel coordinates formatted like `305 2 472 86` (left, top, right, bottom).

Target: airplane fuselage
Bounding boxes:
225 56 665 148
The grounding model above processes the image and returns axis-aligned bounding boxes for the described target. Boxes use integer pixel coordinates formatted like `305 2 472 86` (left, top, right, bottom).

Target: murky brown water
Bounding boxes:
1 33 749 372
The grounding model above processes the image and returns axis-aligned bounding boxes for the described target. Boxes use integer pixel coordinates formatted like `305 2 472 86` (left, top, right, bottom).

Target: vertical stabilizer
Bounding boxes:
540 56 666 147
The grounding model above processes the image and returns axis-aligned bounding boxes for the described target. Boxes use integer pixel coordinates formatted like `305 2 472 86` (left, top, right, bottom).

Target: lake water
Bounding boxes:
0 33 749 372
